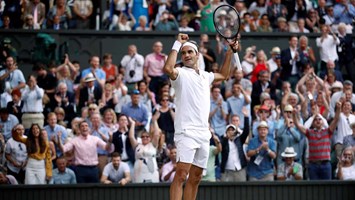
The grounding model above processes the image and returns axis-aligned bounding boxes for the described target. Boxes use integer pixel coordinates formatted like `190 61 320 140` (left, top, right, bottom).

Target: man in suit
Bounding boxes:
22 0 46 28
280 35 303 90
251 70 277 118
78 73 103 111
54 82 76 124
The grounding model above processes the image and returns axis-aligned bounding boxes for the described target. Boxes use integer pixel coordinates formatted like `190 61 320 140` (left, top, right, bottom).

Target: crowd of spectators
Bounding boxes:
0 0 355 186
0 0 353 32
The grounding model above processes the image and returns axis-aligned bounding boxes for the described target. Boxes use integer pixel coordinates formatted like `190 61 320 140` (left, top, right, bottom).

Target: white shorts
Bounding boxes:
174 129 211 169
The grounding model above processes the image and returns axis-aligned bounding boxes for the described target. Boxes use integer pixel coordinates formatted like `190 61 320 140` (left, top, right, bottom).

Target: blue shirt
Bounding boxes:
121 102 148 126
0 69 25 89
227 94 250 129
210 98 228 136
0 114 19 141
333 3 355 24
49 168 77 184
44 124 68 157
247 137 276 179
91 125 110 155
252 120 276 139
81 68 106 87
276 123 302 165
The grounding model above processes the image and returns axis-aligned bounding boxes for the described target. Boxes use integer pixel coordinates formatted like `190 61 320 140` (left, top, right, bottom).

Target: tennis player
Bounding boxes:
164 33 237 200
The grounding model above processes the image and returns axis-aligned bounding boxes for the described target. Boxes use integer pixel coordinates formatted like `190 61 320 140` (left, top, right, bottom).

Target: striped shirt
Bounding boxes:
306 128 332 161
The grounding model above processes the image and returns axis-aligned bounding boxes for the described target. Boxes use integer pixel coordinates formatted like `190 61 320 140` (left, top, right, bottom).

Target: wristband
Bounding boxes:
267 149 272 153
171 40 182 52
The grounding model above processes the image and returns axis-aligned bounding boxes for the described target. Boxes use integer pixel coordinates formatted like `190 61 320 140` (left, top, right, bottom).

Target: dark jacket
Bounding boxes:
112 130 135 164
221 116 250 173
280 48 303 81
78 86 102 111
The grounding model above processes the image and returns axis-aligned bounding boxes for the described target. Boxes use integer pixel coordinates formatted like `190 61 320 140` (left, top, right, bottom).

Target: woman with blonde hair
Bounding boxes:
102 108 118 133
336 147 355 180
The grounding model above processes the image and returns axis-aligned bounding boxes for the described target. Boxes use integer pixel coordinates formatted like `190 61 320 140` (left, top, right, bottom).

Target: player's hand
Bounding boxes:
177 33 189 44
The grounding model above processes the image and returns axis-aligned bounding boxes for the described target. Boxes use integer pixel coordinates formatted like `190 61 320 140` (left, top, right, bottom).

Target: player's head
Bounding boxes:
180 40 199 68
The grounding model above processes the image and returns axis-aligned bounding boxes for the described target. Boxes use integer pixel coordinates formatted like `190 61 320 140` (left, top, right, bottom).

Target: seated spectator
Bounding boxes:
22 14 41 29
277 147 303 180
5 124 27 184
323 6 335 25
0 16 11 29
118 12 136 31
202 130 221 182
247 121 277 181
49 157 76 184
22 0 46 28
161 145 177 183
101 53 118 85
305 9 320 33
102 108 118 133
274 17 289 32
248 0 268 16
336 147 355 180
99 83 118 114
178 16 194 32
257 14 273 32
0 108 19 142
46 0 72 29
333 0 355 25
100 152 131 185
267 0 288 28
0 171 18 185
78 73 103 112
240 12 257 32
155 10 179 31
44 112 68 157
290 18 310 33
135 15 151 31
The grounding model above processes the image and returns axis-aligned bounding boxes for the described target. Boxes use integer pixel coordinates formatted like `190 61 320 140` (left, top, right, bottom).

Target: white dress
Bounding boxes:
133 143 159 183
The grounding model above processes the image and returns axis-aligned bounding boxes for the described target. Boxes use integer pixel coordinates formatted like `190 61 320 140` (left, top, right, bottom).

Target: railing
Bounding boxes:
1 181 354 200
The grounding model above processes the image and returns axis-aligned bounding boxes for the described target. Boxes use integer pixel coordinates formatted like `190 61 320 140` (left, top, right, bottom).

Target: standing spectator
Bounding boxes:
220 108 250 182
78 73 103 111
44 112 68 158
225 68 252 98
99 83 119 113
178 16 194 32
298 35 317 67
118 12 136 31
128 0 149 29
267 0 288 28
316 24 340 72
143 41 167 98
333 101 355 159
0 56 26 91
12 123 52 184
6 89 23 124
90 112 111 176
277 147 303 180
209 86 228 137
343 122 355 150
34 63 58 113
102 108 118 133
293 102 341 180
161 145 177 183
49 156 76 184
199 34 217 73
102 53 119 85
81 56 106 89
337 23 354 82
155 10 179 31
0 16 11 29
333 0 355 25
280 35 302 89
250 50 269 83
267 47 281 74
153 95 175 146
317 0 327 17
121 45 145 93
128 117 160 183
22 0 46 28
46 0 72 29
227 83 251 129
135 15 151 31
73 0 93 29
121 89 148 134
0 108 19 141
290 18 310 33
112 114 136 176
53 82 76 124
305 9 321 33
329 80 355 118
21 75 45 129
100 152 131 185
248 0 268 16
336 147 355 180
247 121 277 181
5 124 27 184
57 121 114 183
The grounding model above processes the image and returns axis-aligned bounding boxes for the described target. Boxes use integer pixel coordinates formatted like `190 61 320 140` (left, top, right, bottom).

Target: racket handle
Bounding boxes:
230 44 237 53
234 52 242 71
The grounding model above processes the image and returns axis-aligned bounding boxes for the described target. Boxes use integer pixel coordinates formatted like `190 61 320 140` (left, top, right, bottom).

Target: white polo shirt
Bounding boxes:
316 35 340 62
171 67 214 133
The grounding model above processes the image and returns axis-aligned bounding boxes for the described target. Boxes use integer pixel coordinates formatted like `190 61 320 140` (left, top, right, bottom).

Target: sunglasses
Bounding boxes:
314 118 322 121
161 99 169 102
259 110 269 113
141 135 150 139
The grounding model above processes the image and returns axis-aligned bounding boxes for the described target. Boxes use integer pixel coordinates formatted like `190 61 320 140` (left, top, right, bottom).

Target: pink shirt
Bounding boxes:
63 135 114 166
144 53 166 77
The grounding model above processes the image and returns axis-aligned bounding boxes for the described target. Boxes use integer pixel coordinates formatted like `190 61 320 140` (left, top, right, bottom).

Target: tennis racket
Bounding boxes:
213 4 241 53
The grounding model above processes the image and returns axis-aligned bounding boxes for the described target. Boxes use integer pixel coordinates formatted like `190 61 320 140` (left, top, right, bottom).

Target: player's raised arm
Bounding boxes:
214 41 238 82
